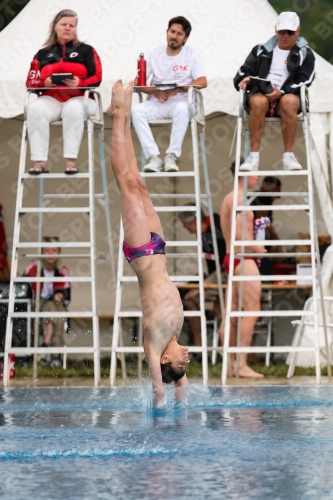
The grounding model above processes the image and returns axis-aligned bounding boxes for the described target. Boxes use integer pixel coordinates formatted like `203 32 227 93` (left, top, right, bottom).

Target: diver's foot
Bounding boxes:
233 365 264 379
124 80 134 119
107 79 125 118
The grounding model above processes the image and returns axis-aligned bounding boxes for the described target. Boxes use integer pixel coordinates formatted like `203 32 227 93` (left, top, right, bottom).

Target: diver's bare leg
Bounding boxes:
108 80 150 247
123 81 163 238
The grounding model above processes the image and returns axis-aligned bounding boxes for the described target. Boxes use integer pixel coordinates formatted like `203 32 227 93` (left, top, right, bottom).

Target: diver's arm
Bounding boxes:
144 342 165 407
175 374 189 405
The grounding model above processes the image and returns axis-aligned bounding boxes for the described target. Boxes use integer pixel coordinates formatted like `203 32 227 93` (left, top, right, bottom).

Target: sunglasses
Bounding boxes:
278 29 296 36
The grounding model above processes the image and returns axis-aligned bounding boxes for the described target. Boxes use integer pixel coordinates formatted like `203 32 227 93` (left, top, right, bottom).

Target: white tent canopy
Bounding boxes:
0 0 332 235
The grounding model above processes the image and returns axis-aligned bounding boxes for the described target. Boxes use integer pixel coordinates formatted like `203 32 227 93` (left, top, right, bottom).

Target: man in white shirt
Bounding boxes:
234 12 315 171
131 16 207 173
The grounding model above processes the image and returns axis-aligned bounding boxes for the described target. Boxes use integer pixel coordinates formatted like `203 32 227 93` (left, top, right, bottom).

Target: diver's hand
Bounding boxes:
153 390 165 408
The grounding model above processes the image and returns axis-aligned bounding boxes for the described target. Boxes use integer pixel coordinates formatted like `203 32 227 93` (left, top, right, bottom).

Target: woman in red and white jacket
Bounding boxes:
26 9 102 175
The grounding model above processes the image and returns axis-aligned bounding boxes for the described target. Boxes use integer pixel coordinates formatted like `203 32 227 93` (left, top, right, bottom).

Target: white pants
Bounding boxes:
131 99 190 159
27 96 97 161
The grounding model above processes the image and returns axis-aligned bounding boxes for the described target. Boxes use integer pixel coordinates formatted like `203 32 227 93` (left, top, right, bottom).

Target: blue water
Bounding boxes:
0 386 333 499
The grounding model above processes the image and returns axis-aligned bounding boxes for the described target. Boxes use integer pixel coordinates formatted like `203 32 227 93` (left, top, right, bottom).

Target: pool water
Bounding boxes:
0 386 333 499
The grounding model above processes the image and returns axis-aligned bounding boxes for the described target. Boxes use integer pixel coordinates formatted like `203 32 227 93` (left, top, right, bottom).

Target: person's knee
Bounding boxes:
249 94 269 113
61 100 85 120
183 288 199 309
174 102 190 119
131 104 147 121
28 100 48 119
278 94 299 114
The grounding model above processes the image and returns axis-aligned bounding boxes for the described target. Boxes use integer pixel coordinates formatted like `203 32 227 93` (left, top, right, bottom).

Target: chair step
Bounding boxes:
9 311 95 318
233 239 312 246
113 347 144 353
120 275 200 283
18 207 91 214
248 191 309 198
150 194 207 200
115 310 202 318
23 253 91 259
14 277 92 283
229 310 315 318
21 173 90 179
225 346 316 354
236 204 309 211
15 242 92 248
43 194 105 199
238 170 308 177
8 347 95 354
235 252 311 258
141 172 195 178
231 275 313 282
155 205 202 213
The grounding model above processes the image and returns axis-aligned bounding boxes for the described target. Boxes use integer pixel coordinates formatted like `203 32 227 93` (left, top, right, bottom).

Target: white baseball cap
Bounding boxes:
276 12 300 31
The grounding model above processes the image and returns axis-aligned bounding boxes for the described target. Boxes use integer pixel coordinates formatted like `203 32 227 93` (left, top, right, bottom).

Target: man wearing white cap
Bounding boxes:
234 12 315 171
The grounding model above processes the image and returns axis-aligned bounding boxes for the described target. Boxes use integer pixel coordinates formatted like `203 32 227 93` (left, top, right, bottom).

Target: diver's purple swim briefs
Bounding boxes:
123 232 166 263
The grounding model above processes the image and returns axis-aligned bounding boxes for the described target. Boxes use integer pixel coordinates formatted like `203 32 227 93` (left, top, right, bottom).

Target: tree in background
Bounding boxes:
0 0 29 31
269 0 333 63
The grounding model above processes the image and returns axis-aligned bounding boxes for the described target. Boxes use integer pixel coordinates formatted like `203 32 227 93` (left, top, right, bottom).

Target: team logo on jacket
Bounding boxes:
70 52 78 58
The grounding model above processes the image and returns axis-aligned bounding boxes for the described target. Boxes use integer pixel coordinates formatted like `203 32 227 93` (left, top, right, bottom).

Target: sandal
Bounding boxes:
65 165 79 175
28 165 49 175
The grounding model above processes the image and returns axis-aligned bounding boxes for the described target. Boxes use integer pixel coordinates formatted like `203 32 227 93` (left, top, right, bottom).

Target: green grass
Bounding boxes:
12 357 329 380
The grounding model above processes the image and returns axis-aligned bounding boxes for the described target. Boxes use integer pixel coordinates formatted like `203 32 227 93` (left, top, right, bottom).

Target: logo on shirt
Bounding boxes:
173 65 188 71
70 52 78 58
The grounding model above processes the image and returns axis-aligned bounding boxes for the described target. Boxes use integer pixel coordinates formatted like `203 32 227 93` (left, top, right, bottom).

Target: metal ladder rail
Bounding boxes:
110 88 221 386
3 89 110 386
221 86 330 385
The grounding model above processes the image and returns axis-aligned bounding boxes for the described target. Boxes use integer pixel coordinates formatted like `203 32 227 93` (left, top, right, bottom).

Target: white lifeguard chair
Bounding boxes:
221 85 332 384
3 88 115 386
109 86 224 386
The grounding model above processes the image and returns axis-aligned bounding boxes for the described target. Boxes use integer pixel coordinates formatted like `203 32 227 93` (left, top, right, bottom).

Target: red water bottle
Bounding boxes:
9 353 15 379
137 53 146 86
29 58 40 88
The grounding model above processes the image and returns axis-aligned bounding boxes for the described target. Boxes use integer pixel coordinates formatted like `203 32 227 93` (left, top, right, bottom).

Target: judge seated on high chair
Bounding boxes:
234 11 315 172
131 15 207 173
26 9 102 176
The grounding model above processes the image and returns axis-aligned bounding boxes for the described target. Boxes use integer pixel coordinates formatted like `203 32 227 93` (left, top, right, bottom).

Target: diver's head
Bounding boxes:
160 343 189 384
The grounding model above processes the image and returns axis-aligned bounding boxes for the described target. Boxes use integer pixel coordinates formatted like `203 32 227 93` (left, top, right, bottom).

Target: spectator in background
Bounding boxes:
26 9 102 175
219 161 265 378
178 204 226 350
252 176 283 275
23 237 70 368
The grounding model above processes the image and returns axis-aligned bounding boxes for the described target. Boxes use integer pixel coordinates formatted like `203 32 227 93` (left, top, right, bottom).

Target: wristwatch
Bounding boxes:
280 89 285 95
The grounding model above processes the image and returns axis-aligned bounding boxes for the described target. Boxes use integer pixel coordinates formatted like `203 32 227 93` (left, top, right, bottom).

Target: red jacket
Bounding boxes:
23 261 70 299
26 39 102 102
